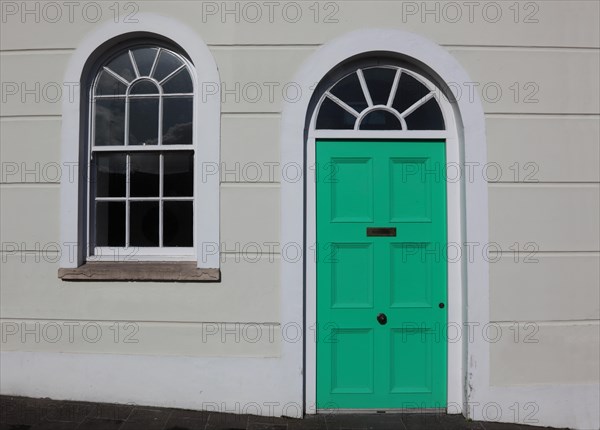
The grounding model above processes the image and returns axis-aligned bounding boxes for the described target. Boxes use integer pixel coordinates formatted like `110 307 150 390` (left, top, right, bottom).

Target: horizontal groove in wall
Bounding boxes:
489 182 600 188
495 251 600 256
493 320 600 326
485 113 600 119
0 183 58 189
0 317 281 325
0 115 62 120
0 49 75 55
484 112 600 117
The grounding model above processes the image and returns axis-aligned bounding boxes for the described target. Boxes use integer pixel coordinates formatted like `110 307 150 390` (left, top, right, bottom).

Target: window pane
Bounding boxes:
94 99 125 146
95 70 127 96
359 109 402 130
129 98 159 145
316 97 356 130
330 72 368 113
106 52 135 83
130 201 159 246
95 153 126 197
130 153 159 197
163 201 193 247
162 69 193 94
153 50 182 82
364 67 396 106
162 98 193 145
132 47 158 77
96 202 125 247
164 151 194 197
404 98 445 130
392 73 431 114
130 80 159 95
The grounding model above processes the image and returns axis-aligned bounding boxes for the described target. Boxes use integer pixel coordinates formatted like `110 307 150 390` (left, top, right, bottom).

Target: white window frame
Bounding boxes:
88 46 196 261
59 15 220 270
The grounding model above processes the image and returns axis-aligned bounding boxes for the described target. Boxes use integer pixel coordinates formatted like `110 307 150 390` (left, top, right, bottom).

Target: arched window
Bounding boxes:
315 66 445 131
89 45 195 255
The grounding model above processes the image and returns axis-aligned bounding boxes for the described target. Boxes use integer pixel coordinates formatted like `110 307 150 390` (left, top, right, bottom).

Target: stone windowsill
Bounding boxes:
58 262 220 282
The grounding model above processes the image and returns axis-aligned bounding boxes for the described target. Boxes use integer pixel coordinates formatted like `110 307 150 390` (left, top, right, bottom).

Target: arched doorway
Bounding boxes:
279 29 489 415
311 61 453 411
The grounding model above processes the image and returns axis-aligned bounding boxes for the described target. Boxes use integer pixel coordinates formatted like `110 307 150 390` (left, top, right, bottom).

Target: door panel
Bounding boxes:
316 140 447 410
329 157 374 223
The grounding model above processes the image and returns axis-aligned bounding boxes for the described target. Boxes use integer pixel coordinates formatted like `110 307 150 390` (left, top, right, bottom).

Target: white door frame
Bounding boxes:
279 29 489 416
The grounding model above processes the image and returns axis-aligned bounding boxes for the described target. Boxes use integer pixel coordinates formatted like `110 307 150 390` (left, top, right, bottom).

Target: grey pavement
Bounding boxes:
0 396 562 430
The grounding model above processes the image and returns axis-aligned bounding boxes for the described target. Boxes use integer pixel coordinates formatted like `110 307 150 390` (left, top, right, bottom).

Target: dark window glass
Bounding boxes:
164 152 194 197
128 98 159 145
163 201 193 247
162 98 193 145
405 98 445 130
359 110 403 130
96 71 127 96
316 97 356 130
330 72 368 112
94 99 125 146
154 50 182 82
130 80 159 95
363 67 396 106
162 69 193 94
132 47 158 77
392 73 431 114
130 201 159 246
96 202 125 246
130 153 160 197
106 52 135 82
95 153 126 197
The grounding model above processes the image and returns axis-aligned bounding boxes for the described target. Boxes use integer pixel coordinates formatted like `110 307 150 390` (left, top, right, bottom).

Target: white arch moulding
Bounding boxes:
59 13 221 269
279 28 490 417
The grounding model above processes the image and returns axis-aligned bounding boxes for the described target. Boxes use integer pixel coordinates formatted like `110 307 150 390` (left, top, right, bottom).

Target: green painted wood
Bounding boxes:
316 140 447 410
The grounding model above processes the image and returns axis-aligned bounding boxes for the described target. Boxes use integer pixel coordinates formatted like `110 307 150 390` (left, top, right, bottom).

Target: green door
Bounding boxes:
316 140 447 410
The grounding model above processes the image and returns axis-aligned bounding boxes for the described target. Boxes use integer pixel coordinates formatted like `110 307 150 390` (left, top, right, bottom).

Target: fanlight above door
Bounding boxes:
315 66 446 131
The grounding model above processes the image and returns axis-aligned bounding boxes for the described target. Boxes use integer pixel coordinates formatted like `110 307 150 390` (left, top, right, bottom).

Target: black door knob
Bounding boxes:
377 313 387 325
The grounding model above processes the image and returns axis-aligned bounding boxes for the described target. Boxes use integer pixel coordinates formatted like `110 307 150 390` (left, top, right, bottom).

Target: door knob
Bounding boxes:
377 313 387 325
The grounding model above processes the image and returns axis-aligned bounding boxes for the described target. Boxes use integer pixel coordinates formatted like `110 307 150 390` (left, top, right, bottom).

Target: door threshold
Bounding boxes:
317 408 446 414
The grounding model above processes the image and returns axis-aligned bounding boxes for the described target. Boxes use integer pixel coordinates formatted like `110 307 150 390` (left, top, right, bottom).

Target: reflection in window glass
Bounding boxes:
164 201 193 247
359 110 402 130
96 71 127 96
130 202 159 246
405 98 445 130
132 47 158 77
94 99 125 146
392 73 431 114
96 202 125 247
106 52 135 82
130 153 160 197
154 50 182 82
163 98 193 145
130 80 159 95
164 152 194 197
163 70 193 94
363 67 396 106
95 154 126 197
128 98 159 145
316 97 356 130
330 72 368 113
